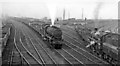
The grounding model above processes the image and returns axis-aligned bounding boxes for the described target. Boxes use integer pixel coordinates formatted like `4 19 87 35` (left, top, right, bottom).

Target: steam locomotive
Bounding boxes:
41 24 63 49
75 26 120 64
99 33 119 64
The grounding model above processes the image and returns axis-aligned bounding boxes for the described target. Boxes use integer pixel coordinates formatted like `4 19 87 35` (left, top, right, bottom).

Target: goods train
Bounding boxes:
41 24 63 49
75 26 120 64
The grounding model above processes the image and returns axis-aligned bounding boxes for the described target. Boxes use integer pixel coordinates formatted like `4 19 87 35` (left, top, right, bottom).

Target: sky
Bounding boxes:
0 0 119 19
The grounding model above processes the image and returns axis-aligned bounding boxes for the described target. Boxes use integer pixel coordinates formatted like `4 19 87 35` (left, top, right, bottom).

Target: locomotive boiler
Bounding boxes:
41 24 63 49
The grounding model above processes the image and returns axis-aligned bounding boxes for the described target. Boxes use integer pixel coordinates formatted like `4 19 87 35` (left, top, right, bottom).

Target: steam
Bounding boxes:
47 3 56 26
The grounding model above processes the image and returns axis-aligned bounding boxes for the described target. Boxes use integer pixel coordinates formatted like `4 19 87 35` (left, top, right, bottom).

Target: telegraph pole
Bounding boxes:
63 8 65 20
68 11 70 19
82 8 84 20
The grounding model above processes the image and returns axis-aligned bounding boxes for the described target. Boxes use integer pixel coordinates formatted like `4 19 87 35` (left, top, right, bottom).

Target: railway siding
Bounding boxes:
3 18 111 66
27 22 108 65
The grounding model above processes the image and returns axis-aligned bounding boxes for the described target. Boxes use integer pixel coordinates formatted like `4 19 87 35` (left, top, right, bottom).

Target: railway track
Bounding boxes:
2 24 11 49
4 20 67 66
14 28 41 65
21 27 57 65
26 23 107 65
21 24 73 65
2 24 16 66
29 30 86 65
23 23 87 65
10 22 43 65
53 26 110 65
62 32 109 64
9 20 109 66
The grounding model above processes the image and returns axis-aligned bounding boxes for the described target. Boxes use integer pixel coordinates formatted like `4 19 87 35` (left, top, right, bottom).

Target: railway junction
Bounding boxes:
2 17 119 66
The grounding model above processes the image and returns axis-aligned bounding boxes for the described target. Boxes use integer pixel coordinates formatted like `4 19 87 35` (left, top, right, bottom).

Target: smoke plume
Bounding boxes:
94 2 103 19
94 2 103 28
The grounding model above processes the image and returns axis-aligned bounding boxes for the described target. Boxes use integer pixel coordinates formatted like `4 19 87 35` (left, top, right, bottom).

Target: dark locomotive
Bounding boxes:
100 33 119 63
75 25 120 64
41 24 63 49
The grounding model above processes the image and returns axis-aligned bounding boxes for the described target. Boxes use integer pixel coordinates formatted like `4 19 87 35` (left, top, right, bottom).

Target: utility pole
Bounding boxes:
68 11 70 19
63 8 65 20
82 8 84 20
